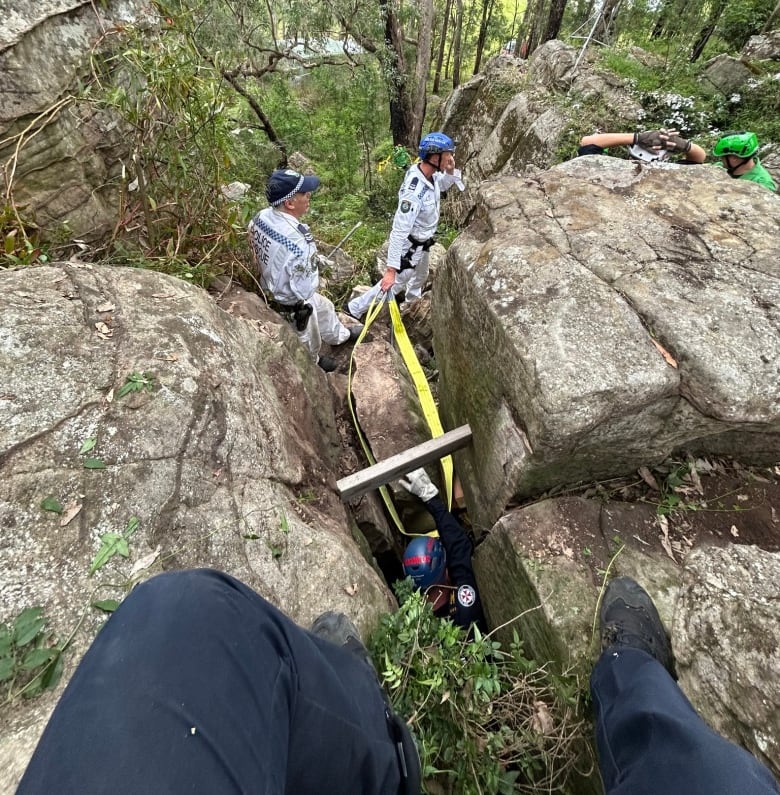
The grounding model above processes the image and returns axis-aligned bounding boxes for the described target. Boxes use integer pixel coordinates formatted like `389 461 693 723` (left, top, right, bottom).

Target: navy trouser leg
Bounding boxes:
18 569 402 795
591 647 779 795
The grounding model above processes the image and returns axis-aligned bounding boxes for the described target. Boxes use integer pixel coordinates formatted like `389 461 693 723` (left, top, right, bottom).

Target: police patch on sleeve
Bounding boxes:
457 584 476 608
400 200 412 213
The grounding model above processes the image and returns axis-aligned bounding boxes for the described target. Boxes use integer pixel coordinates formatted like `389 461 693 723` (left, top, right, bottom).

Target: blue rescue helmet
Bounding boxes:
403 536 446 590
418 132 456 161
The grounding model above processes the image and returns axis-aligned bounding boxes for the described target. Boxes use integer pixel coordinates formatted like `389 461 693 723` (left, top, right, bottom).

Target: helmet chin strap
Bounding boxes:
724 155 751 176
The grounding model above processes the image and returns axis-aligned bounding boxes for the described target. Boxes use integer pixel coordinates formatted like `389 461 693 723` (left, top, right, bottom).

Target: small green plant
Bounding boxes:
40 496 63 514
0 607 64 702
117 371 155 398
369 582 589 794
89 516 140 576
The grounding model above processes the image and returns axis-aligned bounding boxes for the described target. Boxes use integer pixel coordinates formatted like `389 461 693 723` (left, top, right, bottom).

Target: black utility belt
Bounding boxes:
399 235 435 271
266 296 313 331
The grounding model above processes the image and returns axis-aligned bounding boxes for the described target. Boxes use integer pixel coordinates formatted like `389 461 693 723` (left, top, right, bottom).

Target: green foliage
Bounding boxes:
369 583 590 794
89 517 140 576
719 0 776 50
0 204 49 269
117 371 155 399
0 607 64 702
40 496 63 514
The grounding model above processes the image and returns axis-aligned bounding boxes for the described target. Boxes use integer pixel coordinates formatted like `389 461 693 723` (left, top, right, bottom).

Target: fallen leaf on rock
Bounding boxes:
532 701 554 735
730 525 740 538
96 302 115 313
638 466 661 492
652 339 678 368
344 583 358 596
658 515 677 563
130 545 162 577
60 502 82 526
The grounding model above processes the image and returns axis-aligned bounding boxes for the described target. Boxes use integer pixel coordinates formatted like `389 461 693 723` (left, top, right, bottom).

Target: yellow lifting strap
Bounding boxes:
387 299 454 509
345 295 453 537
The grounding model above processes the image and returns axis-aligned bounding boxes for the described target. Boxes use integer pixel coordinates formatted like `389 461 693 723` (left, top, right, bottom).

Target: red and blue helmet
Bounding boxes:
418 132 456 161
403 536 446 590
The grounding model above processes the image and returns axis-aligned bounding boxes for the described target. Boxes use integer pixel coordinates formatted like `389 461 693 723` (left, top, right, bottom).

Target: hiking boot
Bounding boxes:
599 576 675 677
317 355 338 373
311 612 422 795
346 324 364 343
310 611 375 672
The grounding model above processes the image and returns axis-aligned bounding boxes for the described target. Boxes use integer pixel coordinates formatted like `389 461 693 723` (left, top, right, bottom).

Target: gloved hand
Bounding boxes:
634 130 664 150
398 468 439 502
662 132 692 153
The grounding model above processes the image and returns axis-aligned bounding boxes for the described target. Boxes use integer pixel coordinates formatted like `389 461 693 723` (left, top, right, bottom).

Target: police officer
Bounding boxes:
399 468 486 634
248 168 363 372
345 133 465 319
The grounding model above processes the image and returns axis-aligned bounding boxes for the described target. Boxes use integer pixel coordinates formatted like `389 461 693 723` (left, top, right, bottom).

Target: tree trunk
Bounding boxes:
592 0 622 44
520 0 545 58
690 0 726 61
452 0 463 88
379 0 413 146
543 0 568 42
763 0 780 31
473 0 497 74
433 0 453 94
411 0 435 144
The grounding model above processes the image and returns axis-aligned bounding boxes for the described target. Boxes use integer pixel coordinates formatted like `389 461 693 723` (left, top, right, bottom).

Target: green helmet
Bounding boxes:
712 131 759 159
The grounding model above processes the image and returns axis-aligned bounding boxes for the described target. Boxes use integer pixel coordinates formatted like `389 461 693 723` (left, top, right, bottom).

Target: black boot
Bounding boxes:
317 355 337 372
310 612 421 795
310 611 374 672
599 576 675 677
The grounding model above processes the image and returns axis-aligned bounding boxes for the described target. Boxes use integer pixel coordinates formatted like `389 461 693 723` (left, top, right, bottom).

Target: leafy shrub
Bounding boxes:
369 582 592 794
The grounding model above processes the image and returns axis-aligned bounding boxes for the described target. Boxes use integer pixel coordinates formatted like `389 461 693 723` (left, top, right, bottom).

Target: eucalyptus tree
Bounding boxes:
154 0 436 151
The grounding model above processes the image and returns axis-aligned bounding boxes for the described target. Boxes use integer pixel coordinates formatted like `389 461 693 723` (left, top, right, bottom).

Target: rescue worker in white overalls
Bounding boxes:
248 168 363 372
345 133 465 319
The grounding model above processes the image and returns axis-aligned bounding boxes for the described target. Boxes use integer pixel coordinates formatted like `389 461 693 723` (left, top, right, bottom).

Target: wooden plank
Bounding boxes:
337 424 472 501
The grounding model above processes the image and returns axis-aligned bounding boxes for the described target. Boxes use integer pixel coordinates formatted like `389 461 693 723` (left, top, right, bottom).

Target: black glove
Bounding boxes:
634 130 664 150
293 302 313 331
663 132 692 153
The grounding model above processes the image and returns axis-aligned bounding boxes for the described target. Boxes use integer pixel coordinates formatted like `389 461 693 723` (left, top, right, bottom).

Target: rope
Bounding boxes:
346 294 453 537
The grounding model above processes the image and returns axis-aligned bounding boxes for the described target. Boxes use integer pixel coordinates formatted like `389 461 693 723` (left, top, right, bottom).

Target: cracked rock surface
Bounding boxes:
434 156 780 529
0 263 392 790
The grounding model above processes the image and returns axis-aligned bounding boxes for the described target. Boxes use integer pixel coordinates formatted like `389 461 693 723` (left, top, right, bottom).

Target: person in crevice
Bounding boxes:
712 130 777 192
248 168 363 373
17 568 421 795
345 133 465 320
398 468 487 634
578 129 707 164
593 575 779 795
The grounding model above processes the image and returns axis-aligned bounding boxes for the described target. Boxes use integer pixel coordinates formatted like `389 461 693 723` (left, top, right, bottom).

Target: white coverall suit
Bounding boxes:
347 164 465 319
248 207 350 360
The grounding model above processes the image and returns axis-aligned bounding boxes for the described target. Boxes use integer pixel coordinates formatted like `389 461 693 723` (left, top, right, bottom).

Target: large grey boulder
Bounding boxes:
434 156 780 530
436 40 643 222
742 30 780 60
474 497 780 779
676 544 780 777
0 1 149 241
700 53 754 96
0 263 392 791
